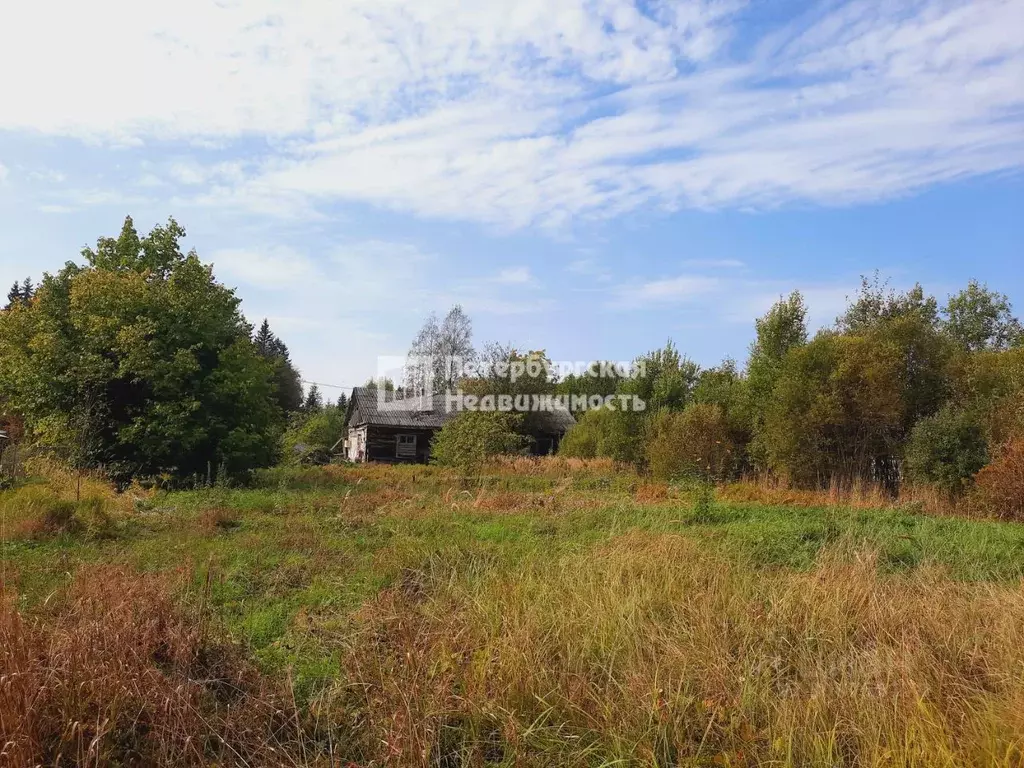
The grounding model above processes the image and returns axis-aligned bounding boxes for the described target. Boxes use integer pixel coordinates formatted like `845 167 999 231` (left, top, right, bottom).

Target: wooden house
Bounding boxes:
336 387 575 463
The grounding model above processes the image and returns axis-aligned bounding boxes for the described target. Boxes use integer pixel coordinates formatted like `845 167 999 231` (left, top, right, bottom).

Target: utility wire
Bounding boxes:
299 379 361 391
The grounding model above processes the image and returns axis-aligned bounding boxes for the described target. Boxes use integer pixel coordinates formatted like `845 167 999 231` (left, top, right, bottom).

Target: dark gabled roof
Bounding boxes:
344 387 576 434
346 388 453 429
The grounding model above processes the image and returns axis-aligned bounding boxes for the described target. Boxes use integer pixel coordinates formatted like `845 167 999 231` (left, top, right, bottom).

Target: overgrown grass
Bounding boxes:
2 460 1023 765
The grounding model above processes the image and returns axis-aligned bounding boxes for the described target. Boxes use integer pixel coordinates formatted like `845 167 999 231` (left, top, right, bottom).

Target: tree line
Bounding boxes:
554 276 1023 512
2 216 1021 511
409 277 1022 517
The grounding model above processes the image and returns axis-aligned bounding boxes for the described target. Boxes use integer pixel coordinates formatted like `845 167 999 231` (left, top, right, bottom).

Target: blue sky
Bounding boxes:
1 0 1022 394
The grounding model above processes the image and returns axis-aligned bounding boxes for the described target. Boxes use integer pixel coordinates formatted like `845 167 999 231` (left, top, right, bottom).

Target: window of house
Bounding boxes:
396 434 417 456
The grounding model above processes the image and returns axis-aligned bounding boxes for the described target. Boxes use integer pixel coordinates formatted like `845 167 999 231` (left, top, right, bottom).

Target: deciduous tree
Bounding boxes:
0 216 282 482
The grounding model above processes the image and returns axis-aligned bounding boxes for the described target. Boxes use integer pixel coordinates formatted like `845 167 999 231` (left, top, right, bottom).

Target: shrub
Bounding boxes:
559 407 645 465
557 409 601 458
646 404 736 481
280 405 346 466
904 405 989 496
430 411 528 473
973 439 1024 520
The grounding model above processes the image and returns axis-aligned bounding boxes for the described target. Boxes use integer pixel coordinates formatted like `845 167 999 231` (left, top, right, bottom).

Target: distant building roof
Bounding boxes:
346 388 453 429
344 387 575 434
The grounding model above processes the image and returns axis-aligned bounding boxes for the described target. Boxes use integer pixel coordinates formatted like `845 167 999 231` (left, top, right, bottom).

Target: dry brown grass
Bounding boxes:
338 486 415 517
633 482 670 503
484 455 621 476
718 474 964 515
336 534 1024 767
197 506 241 533
0 567 327 767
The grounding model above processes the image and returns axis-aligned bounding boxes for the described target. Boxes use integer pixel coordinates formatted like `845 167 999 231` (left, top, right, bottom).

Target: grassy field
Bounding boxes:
3 459 1024 766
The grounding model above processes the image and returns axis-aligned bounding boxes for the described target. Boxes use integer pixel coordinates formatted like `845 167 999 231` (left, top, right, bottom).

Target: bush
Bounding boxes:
559 407 645 465
646 404 736 481
905 405 989 496
430 412 528 472
280 406 346 466
973 439 1024 520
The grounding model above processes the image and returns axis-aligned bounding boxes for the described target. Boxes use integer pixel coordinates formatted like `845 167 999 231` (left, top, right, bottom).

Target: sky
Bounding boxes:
1 0 1022 396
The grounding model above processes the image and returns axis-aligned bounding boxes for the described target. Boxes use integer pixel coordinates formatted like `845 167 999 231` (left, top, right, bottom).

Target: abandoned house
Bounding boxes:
336 387 575 463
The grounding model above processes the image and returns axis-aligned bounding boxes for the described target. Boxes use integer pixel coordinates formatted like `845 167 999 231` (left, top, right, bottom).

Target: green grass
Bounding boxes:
4 474 1024 700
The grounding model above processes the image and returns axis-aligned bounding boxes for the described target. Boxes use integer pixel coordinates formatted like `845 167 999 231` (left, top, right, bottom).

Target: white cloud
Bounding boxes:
168 160 245 186
27 169 66 184
615 274 721 306
208 246 318 290
493 266 533 284
567 258 613 281
729 285 853 331
2 0 1023 227
611 273 865 330
681 258 744 269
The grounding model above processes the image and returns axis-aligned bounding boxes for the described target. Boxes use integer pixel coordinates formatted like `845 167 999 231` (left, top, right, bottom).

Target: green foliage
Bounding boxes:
254 319 304 414
753 291 808 360
905 405 988 497
761 332 906 486
745 292 807 467
281 405 346 465
692 480 716 523
363 377 396 392
302 384 324 413
837 273 938 333
465 346 558 439
0 484 115 539
4 277 33 310
556 362 624 409
646 404 737 481
559 407 644 463
0 217 284 482
757 285 957 490
619 340 698 413
558 340 699 467
942 280 1022 352
430 411 528 471
691 359 751 463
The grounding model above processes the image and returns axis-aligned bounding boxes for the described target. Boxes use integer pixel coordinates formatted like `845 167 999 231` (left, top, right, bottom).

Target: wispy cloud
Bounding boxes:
567 258 613 281
682 258 744 269
208 246 319 290
2 0 1020 229
614 274 722 306
493 266 534 284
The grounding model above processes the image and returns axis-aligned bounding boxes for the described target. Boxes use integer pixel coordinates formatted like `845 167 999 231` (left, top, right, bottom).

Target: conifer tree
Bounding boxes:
303 384 323 413
251 318 304 414
5 282 21 309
